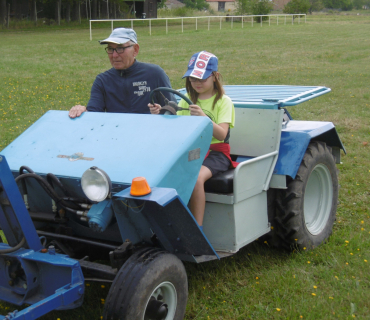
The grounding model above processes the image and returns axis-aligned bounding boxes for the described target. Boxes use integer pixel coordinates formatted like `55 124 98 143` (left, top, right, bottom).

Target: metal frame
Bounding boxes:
0 155 85 320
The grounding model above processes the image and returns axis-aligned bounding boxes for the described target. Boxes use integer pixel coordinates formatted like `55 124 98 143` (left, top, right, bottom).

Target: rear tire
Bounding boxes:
103 247 188 320
273 141 338 250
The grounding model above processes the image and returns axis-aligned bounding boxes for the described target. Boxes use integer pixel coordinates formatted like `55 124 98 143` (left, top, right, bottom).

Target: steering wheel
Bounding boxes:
149 87 193 115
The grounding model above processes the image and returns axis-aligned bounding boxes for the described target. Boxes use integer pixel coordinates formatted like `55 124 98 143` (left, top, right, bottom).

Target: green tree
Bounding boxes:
251 0 273 22
352 0 364 8
235 0 250 15
340 0 353 10
1 0 6 27
184 0 210 10
323 0 354 10
283 0 310 14
308 0 324 13
157 0 167 9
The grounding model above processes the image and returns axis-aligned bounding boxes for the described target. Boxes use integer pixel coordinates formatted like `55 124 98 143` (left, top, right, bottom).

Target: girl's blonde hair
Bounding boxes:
185 72 225 110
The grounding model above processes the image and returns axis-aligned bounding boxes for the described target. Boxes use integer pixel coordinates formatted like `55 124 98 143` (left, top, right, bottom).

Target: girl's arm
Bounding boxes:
212 122 229 141
189 105 229 141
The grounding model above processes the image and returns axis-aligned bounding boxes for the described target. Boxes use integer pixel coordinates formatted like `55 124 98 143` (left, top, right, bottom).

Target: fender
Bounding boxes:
114 187 219 263
274 120 346 179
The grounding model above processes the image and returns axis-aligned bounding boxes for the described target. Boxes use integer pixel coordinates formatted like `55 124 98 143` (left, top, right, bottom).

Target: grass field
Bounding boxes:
0 12 370 320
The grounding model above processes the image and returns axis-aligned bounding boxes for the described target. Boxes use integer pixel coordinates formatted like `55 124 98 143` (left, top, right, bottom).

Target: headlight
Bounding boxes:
81 167 112 202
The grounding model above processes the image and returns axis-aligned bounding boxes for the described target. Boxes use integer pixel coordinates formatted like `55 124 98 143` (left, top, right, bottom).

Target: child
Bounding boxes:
148 51 235 230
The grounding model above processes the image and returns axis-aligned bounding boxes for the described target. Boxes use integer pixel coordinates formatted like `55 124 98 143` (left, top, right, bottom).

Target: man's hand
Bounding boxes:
148 103 161 114
69 105 87 118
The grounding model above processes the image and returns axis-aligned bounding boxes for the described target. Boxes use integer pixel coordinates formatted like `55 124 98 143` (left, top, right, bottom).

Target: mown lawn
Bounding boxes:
0 12 369 319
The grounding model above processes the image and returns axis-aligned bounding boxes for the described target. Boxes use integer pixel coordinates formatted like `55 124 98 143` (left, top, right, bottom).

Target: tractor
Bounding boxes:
0 85 345 320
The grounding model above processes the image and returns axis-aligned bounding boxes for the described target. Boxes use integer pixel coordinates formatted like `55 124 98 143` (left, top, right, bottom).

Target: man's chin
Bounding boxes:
113 63 123 69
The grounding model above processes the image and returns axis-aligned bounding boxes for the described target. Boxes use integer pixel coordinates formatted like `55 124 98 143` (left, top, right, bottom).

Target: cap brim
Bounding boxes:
99 37 137 45
182 70 192 79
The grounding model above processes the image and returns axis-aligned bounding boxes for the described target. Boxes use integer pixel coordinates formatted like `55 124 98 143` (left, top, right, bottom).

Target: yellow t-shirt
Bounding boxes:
177 94 235 145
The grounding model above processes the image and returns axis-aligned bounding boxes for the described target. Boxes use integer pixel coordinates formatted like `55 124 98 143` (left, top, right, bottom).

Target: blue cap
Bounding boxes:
182 51 218 79
99 28 138 45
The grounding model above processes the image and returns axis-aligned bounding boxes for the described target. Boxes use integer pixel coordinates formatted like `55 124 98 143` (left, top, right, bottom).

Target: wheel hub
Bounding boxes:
143 282 177 320
145 298 168 320
304 164 333 235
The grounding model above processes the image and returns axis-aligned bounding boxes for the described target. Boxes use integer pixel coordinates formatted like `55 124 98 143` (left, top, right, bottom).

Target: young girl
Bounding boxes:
148 51 235 230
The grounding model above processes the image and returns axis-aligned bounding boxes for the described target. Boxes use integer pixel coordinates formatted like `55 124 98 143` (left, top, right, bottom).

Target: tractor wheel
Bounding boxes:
103 247 188 320
274 141 338 250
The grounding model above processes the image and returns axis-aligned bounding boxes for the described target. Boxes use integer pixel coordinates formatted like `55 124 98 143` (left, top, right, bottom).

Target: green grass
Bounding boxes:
1 13 370 320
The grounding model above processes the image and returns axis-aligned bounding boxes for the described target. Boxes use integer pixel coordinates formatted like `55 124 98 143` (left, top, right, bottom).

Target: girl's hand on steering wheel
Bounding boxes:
148 103 161 114
189 105 206 117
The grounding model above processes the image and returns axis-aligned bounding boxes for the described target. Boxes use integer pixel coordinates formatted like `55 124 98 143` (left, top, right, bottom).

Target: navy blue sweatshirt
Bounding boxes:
87 60 173 114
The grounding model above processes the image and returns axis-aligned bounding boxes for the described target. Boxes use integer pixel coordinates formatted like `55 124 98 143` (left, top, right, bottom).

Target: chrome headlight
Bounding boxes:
81 167 112 202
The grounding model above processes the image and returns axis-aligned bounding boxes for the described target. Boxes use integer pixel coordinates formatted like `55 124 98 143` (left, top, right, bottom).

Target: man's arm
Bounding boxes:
68 76 105 118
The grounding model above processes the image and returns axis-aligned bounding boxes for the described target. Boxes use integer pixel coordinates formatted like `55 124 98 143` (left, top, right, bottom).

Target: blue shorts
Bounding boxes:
203 151 231 176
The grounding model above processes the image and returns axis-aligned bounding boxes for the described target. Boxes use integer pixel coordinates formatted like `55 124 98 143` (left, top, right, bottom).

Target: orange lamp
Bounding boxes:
130 177 152 196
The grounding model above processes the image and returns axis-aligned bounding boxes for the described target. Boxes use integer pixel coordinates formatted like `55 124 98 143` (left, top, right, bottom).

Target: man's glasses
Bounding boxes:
188 75 212 83
105 45 134 54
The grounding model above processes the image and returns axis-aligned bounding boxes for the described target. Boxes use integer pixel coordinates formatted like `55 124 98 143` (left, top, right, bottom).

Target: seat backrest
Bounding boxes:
230 108 284 157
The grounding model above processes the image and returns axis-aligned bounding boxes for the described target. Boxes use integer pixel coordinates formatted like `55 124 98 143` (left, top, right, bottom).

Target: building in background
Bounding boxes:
273 0 290 10
206 0 236 12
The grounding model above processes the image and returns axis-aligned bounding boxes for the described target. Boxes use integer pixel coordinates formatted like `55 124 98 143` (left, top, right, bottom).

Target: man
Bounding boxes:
69 28 173 118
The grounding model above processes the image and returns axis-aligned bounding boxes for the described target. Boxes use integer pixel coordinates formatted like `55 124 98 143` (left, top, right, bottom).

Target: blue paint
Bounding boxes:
1 111 213 205
87 199 114 233
115 187 178 206
0 85 345 320
114 187 219 259
177 85 331 109
0 156 84 320
0 156 42 250
275 121 344 178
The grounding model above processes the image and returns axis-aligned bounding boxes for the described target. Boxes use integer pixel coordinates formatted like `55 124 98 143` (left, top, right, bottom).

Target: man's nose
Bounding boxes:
112 49 119 57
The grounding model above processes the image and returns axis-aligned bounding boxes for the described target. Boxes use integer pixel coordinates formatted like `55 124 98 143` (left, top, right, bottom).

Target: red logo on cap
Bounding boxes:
199 53 211 61
196 61 206 69
189 57 195 67
191 70 204 78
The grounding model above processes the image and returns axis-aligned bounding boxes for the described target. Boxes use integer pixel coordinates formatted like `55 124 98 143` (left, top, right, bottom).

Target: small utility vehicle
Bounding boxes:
0 85 345 320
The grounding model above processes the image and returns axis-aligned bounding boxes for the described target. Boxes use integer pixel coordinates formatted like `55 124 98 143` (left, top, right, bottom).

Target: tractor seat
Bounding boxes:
204 169 235 194
203 156 254 194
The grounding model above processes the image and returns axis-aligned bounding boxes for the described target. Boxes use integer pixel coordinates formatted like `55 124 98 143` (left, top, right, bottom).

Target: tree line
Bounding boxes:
0 0 135 27
233 0 368 16
1 0 368 28
282 0 369 14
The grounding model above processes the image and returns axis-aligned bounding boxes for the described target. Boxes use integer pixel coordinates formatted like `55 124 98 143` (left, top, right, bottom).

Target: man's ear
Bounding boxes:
133 44 140 57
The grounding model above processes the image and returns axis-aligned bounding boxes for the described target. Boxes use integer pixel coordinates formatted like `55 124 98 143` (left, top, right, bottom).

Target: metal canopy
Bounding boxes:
177 85 331 109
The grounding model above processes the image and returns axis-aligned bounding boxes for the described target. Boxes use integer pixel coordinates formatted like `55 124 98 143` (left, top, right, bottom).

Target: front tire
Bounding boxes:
103 247 188 320
274 141 338 250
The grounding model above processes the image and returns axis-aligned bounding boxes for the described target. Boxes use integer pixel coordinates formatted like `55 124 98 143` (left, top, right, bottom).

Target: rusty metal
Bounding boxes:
57 152 94 161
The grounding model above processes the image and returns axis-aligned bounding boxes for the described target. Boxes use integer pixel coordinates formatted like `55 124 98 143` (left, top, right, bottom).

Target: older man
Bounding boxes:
69 28 173 118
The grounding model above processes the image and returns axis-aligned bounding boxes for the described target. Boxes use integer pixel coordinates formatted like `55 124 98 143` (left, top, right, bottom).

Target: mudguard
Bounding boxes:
274 121 346 178
114 187 219 262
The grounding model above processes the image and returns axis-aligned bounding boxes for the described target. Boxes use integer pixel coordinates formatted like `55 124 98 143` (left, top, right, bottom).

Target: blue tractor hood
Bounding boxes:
1 111 213 204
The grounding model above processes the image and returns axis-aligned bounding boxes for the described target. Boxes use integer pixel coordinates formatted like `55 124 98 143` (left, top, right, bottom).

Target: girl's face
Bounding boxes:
189 74 215 96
